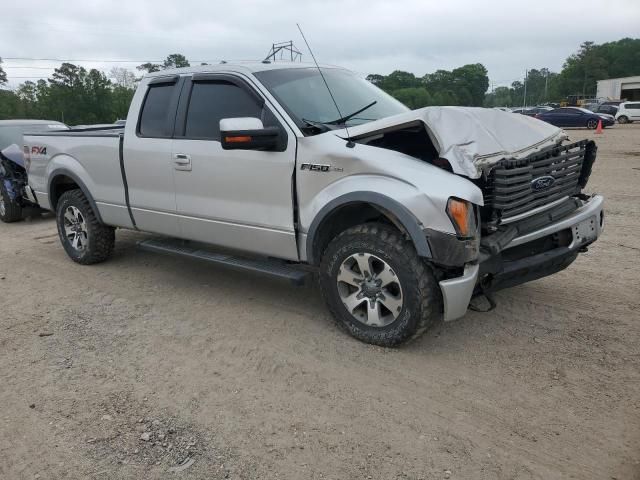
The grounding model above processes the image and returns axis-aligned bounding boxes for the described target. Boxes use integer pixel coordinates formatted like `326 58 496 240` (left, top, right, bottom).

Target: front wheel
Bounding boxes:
0 181 22 223
56 189 115 265
319 223 442 347
586 119 598 129
617 116 629 124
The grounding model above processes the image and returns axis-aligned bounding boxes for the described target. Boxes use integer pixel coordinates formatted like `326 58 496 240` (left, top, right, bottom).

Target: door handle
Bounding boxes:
173 153 192 171
174 153 191 164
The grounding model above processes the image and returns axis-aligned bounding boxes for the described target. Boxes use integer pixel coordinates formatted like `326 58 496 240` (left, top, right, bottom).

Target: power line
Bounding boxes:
3 66 57 69
3 57 213 63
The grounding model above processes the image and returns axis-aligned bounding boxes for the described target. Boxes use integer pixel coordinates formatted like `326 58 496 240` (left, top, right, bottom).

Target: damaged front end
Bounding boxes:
0 144 40 221
343 107 604 320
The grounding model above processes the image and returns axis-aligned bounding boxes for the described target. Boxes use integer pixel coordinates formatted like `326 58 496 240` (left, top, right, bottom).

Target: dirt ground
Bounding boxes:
1 124 639 480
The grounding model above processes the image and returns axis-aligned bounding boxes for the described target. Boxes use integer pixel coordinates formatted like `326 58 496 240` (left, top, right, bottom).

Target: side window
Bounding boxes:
626 103 640 110
138 83 177 137
184 81 262 140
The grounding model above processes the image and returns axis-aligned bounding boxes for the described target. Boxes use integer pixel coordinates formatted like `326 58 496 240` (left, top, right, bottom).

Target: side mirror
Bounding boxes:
220 117 280 151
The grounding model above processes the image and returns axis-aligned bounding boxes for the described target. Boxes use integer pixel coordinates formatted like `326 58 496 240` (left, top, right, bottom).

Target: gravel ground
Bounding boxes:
1 124 639 480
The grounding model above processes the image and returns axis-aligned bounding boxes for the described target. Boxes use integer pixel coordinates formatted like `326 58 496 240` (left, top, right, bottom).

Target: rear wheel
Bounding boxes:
586 119 598 129
617 115 629 124
319 223 442 347
0 182 22 223
55 189 115 265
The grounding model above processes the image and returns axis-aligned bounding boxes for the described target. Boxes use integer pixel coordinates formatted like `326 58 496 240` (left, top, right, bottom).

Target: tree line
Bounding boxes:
0 54 191 125
0 38 638 123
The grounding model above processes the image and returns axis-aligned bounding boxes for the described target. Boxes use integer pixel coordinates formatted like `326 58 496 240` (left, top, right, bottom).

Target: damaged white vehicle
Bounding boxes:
24 63 604 346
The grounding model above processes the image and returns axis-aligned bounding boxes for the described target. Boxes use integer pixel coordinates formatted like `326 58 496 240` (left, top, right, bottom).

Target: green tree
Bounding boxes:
365 74 385 86
391 87 432 109
451 64 489 106
163 53 190 69
137 53 190 74
0 90 21 119
380 71 421 91
137 62 162 73
0 57 7 85
484 86 513 107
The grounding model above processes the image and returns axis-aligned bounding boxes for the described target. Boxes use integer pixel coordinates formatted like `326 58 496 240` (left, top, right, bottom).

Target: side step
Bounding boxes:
137 237 311 285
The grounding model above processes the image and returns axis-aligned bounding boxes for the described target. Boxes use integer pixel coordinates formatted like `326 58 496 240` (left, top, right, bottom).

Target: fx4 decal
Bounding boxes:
28 146 47 155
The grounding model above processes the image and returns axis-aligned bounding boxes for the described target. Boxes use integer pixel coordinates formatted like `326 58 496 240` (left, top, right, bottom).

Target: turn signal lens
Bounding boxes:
446 198 474 238
225 135 252 143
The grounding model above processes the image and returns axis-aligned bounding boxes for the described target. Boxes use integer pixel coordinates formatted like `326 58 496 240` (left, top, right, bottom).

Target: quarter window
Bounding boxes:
138 83 177 137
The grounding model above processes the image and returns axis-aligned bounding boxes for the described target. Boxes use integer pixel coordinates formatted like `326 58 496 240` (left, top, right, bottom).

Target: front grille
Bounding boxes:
482 140 595 220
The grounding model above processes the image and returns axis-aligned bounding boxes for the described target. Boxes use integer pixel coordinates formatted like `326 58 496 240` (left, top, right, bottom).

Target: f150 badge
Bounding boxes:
300 163 343 173
531 175 555 191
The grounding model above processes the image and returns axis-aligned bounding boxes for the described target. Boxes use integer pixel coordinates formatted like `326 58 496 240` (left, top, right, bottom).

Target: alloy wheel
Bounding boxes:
63 206 88 251
336 252 403 327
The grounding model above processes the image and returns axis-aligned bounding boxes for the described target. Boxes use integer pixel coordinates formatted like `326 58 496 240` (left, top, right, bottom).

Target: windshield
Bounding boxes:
255 67 409 134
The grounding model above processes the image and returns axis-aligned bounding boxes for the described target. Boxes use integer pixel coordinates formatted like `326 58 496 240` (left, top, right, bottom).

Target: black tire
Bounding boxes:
0 181 23 223
617 116 629 124
55 189 115 265
586 119 598 129
319 223 442 347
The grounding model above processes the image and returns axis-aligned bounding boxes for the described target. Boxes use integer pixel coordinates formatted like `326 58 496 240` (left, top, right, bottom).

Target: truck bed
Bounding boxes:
25 128 132 228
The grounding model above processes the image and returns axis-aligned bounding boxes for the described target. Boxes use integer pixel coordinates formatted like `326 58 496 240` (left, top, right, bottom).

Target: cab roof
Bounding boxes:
145 61 345 78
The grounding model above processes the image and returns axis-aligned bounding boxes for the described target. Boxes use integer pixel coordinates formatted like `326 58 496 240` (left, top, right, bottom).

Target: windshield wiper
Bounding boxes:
325 101 377 125
301 118 333 133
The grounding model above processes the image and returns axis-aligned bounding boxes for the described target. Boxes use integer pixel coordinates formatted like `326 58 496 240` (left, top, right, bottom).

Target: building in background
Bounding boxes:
597 76 640 101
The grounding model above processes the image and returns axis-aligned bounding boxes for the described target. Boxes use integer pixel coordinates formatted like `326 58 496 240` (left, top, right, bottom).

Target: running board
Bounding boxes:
137 238 310 285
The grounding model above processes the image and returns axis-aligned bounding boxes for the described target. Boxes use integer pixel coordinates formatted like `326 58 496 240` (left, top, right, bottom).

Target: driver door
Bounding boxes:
171 74 299 260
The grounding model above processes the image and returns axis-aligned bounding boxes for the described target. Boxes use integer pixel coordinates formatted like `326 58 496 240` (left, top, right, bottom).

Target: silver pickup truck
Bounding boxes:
24 62 604 346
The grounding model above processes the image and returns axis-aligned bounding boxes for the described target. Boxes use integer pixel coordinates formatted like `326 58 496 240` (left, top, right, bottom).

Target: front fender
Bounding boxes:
305 187 433 265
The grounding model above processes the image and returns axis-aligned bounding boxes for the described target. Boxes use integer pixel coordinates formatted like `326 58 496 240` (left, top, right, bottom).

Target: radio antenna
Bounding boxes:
296 23 355 148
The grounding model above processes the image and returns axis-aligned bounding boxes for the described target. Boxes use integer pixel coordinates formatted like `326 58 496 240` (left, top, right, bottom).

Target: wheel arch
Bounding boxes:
48 169 103 224
305 192 431 265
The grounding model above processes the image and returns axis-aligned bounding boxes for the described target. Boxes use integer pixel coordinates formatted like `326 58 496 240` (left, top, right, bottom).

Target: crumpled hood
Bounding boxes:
1 144 25 168
338 106 568 179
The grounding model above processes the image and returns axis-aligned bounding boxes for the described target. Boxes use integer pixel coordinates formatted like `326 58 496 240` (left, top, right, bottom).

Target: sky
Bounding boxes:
2 0 639 89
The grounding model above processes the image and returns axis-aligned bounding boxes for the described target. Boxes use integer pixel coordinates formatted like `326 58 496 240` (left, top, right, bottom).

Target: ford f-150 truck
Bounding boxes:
23 62 604 346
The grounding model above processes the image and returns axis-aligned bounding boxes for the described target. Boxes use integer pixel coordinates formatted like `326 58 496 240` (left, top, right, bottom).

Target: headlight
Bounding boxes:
446 197 476 238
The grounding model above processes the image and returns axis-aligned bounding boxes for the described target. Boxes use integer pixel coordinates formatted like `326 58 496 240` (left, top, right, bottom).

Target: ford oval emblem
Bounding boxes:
531 175 555 191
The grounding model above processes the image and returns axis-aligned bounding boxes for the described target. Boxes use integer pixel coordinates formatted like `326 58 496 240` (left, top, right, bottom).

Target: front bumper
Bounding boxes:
439 194 604 321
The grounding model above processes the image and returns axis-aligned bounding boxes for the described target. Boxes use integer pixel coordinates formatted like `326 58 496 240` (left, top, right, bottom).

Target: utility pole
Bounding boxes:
544 71 549 103
523 70 528 108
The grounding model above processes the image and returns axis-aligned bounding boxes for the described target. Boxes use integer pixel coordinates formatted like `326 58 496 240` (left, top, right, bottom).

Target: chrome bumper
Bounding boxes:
439 195 605 322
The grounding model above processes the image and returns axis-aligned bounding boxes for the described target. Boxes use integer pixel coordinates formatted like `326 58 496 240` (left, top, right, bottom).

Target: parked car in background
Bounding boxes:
535 107 615 129
511 106 553 117
0 120 68 222
595 104 618 116
615 102 640 124
528 106 554 115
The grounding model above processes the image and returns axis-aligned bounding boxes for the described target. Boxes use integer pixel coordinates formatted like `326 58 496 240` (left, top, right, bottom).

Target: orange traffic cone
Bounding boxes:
595 119 603 134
